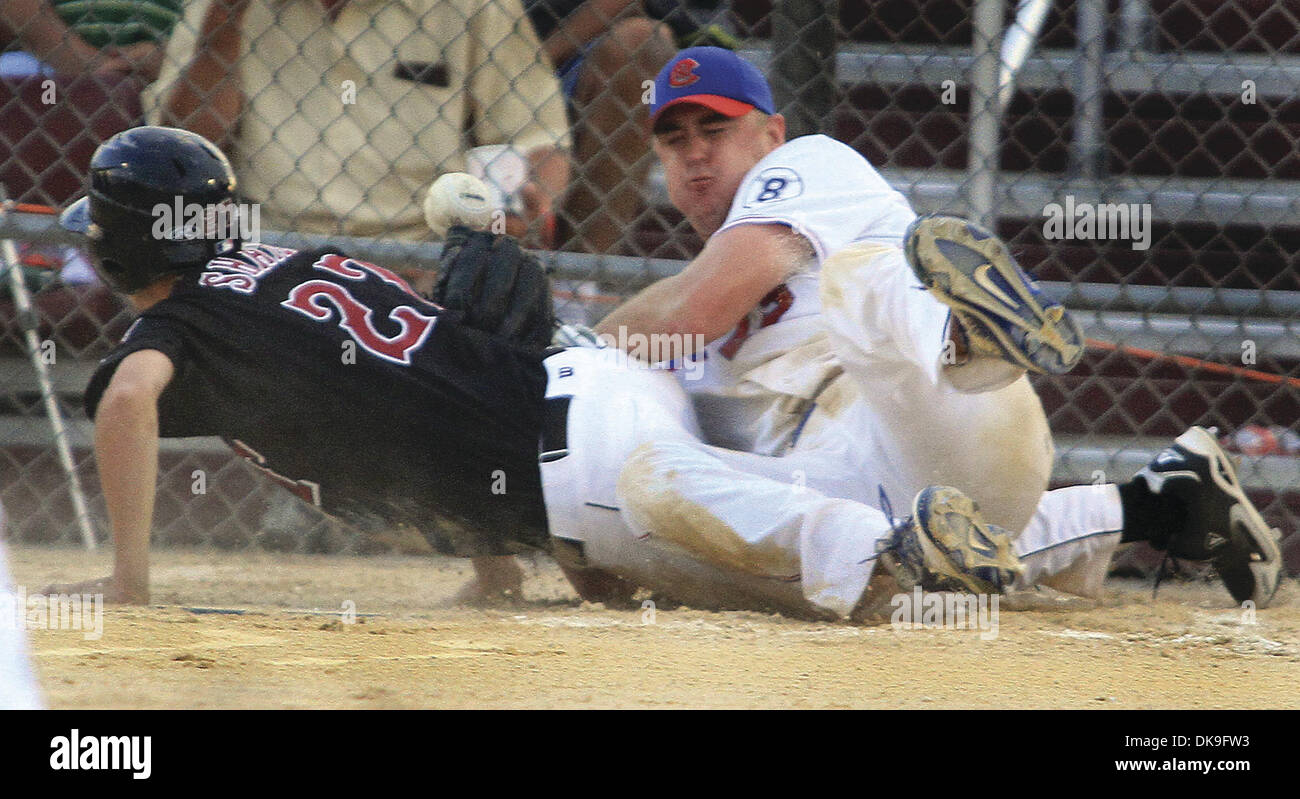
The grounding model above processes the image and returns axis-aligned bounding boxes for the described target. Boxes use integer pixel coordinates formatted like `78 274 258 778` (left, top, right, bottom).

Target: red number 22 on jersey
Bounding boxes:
281 255 438 365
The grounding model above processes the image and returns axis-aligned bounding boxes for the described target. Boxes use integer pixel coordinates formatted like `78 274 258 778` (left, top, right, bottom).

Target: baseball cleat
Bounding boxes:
876 485 1023 595
1131 426 1284 608
904 213 1085 375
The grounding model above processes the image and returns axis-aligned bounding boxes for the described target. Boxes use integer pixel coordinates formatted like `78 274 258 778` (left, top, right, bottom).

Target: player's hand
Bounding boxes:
447 556 524 607
520 145 568 249
499 183 555 248
39 575 149 606
518 181 556 249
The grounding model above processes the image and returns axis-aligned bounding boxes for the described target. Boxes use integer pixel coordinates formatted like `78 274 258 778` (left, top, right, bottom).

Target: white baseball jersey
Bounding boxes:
684 135 916 455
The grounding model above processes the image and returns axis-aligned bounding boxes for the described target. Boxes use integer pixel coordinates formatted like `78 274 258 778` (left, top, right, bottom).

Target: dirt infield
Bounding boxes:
7 545 1300 709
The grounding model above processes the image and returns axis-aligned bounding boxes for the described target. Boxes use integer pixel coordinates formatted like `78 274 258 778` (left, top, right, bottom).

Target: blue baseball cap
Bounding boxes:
650 47 775 125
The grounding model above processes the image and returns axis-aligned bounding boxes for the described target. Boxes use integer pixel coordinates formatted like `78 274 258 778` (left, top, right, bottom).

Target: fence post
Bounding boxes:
1117 0 1154 53
1071 0 1107 180
967 0 1005 228
770 0 839 139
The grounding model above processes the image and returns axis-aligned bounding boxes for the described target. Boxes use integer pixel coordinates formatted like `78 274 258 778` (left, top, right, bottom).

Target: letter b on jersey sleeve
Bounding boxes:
742 167 804 208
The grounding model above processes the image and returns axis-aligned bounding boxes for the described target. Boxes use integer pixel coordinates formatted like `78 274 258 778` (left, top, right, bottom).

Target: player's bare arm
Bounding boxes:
594 221 811 350
43 349 175 605
159 0 251 148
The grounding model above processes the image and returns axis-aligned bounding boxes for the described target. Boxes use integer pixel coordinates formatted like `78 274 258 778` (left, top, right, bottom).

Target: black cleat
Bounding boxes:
1131 426 1284 607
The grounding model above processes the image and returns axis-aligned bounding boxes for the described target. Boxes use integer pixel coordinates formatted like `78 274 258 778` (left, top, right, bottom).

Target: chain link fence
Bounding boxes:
2 1 1297 571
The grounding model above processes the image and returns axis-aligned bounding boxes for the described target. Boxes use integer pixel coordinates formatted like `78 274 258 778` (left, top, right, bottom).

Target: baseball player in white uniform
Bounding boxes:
532 47 1283 618
0 500 44 709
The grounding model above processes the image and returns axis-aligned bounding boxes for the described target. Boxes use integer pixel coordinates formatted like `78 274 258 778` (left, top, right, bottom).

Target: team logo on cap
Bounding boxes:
668 58 701 88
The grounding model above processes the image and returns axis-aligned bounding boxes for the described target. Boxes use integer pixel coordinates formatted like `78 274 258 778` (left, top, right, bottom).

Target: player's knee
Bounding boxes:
616 441 704 516
978 446 1053 534
619 440 692 484
819 243 899 307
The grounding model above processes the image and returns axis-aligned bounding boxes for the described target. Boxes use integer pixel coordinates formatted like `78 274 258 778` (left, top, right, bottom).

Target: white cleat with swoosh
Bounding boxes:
905 213 1086 375
873 485 1023 596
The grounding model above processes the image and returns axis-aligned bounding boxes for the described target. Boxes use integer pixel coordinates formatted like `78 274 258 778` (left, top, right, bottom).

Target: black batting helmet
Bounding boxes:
59 126 243 293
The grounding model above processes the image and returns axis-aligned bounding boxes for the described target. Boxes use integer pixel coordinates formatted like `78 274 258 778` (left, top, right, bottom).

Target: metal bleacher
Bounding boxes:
733 40 1300 228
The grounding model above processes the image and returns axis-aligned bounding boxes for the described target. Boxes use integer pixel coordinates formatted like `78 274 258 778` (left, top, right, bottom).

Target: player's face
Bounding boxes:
652 106 785 238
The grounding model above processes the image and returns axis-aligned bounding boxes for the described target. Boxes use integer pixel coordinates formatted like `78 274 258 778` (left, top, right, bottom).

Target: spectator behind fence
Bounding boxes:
3 0 179 81
142 0 571 243
523 1 675 255
0 2 175 356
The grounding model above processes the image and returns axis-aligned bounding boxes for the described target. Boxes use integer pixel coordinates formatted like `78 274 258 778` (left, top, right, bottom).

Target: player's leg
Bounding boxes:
819 213 1081 391
792 367 1054 536
613 436 892 614
540 348 1020 618
540 347 821 613
1117 426 1283 606
0 502 43 709
819 241 954 388
1013 484 1124 598
618 441 1023 616
813 239 1055 534
814 215 1085 535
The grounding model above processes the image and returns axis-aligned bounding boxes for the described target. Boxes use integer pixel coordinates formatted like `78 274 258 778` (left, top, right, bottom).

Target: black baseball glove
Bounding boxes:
431 226 555 349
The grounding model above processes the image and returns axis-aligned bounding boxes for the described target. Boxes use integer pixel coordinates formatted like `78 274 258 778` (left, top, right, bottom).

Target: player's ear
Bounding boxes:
764 113 786 149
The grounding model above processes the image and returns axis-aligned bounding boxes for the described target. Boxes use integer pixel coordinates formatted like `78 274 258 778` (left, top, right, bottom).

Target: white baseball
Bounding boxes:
423 172 495 239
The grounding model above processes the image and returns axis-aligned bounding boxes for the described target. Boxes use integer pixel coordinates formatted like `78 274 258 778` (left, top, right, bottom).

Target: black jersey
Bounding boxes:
85 244 551 556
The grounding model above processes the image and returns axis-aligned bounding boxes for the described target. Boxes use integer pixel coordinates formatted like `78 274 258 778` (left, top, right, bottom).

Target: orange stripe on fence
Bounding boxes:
8 203 58 215
1086 338 1300 389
